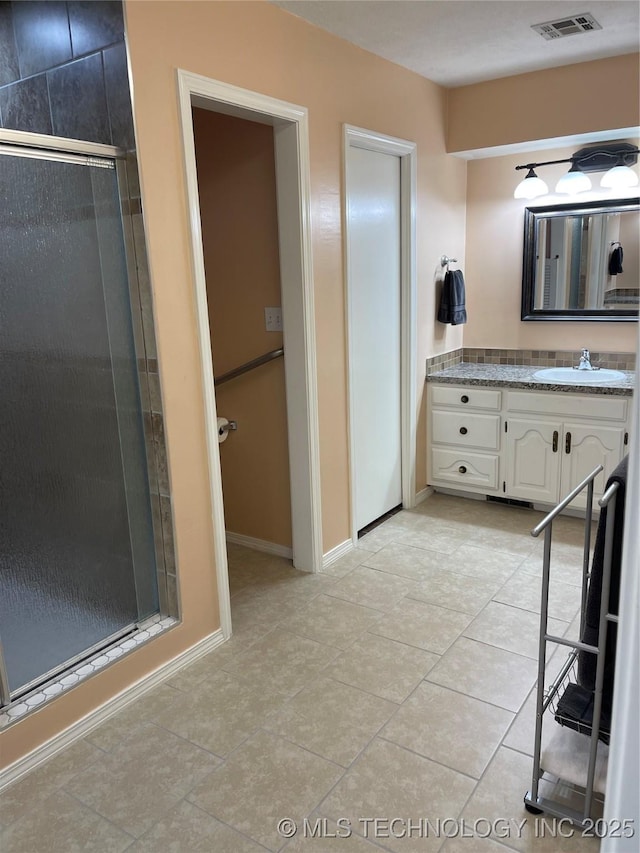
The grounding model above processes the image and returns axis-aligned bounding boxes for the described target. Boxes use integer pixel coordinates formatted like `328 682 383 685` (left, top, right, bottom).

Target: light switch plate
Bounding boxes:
264 306 283 332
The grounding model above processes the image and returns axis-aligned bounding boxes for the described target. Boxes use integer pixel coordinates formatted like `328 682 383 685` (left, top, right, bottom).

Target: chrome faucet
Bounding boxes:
576 348 595 370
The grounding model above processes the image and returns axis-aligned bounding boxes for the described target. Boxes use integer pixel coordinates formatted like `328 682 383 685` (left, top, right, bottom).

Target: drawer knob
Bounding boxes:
458 465 467 474
461 395 469 403
459 427 468 435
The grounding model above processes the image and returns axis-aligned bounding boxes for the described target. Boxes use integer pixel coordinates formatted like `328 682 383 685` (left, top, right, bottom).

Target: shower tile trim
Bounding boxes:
121 154 179 623
0 616 179 731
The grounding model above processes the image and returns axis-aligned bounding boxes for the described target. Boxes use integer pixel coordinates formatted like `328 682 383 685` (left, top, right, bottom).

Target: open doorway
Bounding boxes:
192 108 293 557
177 72 323 639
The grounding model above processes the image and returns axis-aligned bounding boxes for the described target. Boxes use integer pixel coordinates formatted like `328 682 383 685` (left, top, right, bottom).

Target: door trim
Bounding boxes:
343 125 417 543
177 71 323 639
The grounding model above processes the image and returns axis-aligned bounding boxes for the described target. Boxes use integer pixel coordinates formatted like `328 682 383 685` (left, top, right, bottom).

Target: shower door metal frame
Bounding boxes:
0 130 170 711
0 639 10 706
0 128 124 159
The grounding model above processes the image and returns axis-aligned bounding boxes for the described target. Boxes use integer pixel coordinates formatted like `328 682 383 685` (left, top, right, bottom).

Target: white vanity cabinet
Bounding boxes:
427 382 630 510
504 391 628 509
428 385 502 494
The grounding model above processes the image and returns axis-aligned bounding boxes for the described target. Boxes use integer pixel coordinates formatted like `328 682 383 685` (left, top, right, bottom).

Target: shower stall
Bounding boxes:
0 137 162 709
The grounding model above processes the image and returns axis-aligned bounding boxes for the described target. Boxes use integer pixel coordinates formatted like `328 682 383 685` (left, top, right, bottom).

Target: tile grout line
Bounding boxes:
59 785 140 846
3 499 595 850
375 734 484 783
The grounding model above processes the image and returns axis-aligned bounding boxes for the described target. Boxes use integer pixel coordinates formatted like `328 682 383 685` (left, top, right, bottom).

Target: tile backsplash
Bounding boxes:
427 347 636 373
425 349 464 372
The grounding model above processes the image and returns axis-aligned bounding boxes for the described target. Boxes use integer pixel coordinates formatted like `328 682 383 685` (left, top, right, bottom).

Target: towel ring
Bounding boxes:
441 255 457 269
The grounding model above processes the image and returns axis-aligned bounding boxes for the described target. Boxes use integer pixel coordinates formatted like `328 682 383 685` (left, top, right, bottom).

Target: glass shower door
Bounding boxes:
0 146 158 699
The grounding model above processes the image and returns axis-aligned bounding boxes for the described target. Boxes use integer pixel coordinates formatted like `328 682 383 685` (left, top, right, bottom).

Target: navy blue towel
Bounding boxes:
578 454 628 717
437 269 467 325
608 245 624 276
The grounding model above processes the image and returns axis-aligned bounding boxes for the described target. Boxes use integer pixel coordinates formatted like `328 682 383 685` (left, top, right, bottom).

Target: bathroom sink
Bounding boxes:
533 367 625 384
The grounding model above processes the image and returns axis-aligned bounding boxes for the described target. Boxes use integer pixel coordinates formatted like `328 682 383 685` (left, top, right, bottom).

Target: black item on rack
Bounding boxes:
554 681 611 745
577 455 628 716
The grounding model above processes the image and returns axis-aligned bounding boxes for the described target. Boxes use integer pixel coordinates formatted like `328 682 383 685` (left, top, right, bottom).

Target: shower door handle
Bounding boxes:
0 639 11 708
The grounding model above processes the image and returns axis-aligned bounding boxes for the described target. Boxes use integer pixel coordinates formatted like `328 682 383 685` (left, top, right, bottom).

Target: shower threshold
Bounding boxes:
0 614 178 729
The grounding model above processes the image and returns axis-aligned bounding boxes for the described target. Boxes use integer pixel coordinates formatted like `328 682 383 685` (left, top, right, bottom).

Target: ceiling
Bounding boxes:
273 1 640 87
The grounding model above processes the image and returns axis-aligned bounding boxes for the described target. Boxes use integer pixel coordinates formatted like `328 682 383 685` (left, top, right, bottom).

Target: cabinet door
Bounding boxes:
560 423 625 510
505 419 561 503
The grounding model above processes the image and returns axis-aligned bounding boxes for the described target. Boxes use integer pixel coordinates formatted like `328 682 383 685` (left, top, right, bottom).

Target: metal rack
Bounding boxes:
524 464 620 825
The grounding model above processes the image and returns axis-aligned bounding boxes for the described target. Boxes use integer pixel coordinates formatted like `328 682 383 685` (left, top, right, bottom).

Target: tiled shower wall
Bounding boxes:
0 0 177 618
0 0 133 148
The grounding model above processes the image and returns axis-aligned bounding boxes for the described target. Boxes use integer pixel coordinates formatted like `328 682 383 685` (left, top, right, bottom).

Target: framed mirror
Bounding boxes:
521 197 639 321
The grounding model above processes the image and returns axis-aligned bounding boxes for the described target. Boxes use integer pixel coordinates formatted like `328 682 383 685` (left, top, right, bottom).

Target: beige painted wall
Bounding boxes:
447 53 640 153
193 108 292 548
121 0 467 547
464 143 639 351
0 0 466 768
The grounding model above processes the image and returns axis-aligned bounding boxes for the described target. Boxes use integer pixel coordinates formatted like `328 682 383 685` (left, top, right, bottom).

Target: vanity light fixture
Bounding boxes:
555 162 591 195
600 165 639 190
513 167 548 199
514 143 639 200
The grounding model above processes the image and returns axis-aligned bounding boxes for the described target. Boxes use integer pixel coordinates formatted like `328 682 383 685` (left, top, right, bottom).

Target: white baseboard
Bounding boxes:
414 486 433 505
322 538 354 568
0 628 226 792
225 531 293 559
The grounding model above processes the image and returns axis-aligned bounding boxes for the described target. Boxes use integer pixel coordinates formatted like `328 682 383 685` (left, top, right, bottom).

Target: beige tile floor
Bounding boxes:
0 494 604 853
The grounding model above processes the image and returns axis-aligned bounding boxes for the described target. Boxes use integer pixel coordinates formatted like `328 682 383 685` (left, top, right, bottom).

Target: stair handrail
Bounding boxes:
214 348 284 387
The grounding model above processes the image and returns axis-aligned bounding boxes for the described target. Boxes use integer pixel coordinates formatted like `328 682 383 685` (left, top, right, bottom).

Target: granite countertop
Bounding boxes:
426 363 635 396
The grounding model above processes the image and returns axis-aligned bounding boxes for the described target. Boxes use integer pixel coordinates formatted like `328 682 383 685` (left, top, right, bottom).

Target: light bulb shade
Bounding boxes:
600 165 639 189
514 168 548 199
555 165 591 195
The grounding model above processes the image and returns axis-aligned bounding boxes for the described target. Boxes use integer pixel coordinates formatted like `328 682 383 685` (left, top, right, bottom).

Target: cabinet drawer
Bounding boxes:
432 411 501 450
431 385 502 411
507 391 627 422
430 448 499 490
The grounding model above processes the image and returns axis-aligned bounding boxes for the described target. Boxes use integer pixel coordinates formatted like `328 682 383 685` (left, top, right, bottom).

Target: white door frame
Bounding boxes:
177 70 323 638
343 125 417 543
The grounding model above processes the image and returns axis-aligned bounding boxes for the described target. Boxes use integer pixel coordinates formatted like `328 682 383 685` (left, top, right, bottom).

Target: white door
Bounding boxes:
347 145 402 531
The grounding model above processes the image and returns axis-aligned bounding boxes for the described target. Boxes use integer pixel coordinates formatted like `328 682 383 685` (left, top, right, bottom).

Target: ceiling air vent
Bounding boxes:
532 13 602 40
